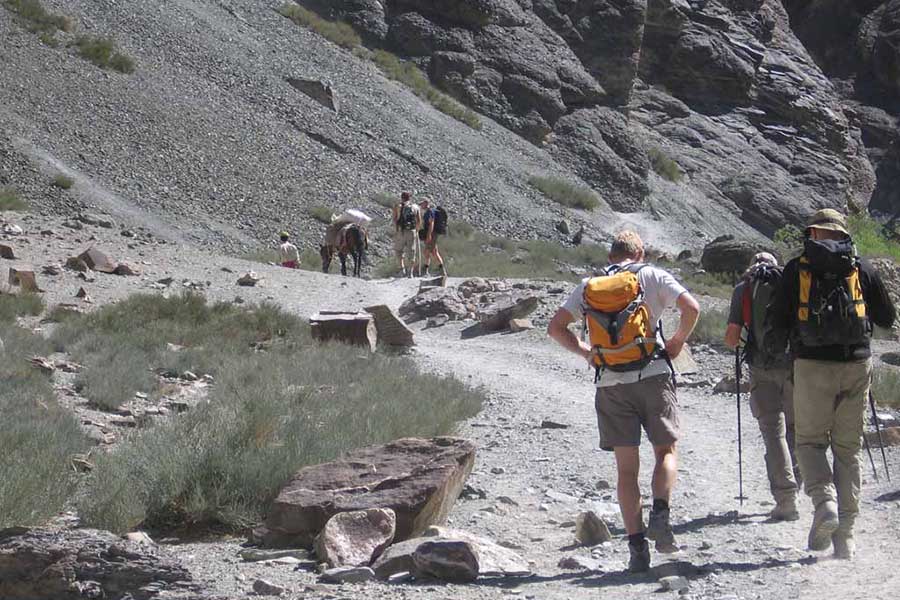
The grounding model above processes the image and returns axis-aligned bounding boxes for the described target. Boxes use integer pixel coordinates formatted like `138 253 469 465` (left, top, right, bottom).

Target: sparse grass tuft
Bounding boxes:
661 263 735 300
528 175 601 211
648 148 683 183
691 308 729 346
0 187 28 211
308 205 334 224
278 3 361 50
376 224 608 280
75 294 484 533
371 50 482 130
52 174 74 189
0 322 87 528
0 293 45 323
39 31 59 46
74 35 135 73
3 0 72 33
872 367 900 409
373 192 397 209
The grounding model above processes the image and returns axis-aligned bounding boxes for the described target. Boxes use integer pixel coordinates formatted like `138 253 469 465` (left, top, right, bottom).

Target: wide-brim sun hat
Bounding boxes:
805 208 849 236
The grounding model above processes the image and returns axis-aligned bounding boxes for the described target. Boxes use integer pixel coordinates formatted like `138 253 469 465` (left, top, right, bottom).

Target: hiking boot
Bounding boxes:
808 500 839 551
647 508 677 553
832 534 855 560
770 496 800 522
628 539 651 573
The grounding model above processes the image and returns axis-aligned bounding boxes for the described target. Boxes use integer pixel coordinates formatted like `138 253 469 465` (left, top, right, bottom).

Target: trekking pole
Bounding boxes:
869 391 891 482
863 429 879 482
735 347 747 505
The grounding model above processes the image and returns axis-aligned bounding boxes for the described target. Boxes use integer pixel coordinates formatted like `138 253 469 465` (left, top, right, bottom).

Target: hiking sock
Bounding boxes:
628 532 646 548
652 498 669 513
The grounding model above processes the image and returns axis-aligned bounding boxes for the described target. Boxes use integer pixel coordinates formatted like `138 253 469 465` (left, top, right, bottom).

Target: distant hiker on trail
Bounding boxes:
548 231 700 574
418 198 447 277
766 209 896 560
278 231 300 269
393 191 422 277
724 252 800 521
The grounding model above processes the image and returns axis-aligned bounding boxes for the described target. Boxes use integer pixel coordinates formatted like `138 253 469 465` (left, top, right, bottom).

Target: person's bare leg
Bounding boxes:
614 446 643 534
652 444 677 502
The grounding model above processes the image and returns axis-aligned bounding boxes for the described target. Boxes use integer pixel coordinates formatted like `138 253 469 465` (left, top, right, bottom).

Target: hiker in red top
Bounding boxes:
724 252 800 522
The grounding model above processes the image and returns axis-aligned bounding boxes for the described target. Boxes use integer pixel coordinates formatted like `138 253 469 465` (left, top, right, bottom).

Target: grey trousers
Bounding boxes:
749 366 799 504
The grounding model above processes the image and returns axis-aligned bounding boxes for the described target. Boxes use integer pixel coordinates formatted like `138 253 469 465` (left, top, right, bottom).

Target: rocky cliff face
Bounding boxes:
314 0 888 235
2 0 897 256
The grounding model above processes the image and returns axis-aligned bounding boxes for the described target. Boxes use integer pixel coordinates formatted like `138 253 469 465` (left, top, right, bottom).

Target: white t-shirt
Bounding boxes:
560 262 688 387
279 241 299 263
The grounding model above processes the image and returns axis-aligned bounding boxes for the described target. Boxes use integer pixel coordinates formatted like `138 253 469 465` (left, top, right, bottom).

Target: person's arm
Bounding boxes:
861 260 897 329
427 213 435 241
724 285 744 350
548 308 592 363
664 291 700 359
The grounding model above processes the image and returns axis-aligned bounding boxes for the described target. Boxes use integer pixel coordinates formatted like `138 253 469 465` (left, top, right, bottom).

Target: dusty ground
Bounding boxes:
2 210 900 600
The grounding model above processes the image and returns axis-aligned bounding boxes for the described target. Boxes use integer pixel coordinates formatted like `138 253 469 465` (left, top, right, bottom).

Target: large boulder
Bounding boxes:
412 540 479 583
398 287 469 322
314 508 397 567
77 248 117 274
0 527 194 600
253 437 476 548
700 236 774 274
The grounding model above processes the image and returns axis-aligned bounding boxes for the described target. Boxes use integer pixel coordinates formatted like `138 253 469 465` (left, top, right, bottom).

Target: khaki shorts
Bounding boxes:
594 374 680 450
394 229 416 259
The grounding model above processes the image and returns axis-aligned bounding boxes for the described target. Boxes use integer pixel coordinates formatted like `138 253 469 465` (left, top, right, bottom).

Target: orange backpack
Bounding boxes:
583 264 658 373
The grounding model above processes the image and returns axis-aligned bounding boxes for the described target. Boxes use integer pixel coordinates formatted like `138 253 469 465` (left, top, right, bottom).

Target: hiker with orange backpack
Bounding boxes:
724 253 800 521
765 209 895 559
548 231 700 573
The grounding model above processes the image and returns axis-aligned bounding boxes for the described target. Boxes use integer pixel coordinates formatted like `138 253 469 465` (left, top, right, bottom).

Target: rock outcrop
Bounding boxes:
253 437 476 548
0 527 194 600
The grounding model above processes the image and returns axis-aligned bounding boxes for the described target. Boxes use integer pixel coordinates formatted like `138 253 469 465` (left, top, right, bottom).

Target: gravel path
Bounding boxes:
2 212 899 600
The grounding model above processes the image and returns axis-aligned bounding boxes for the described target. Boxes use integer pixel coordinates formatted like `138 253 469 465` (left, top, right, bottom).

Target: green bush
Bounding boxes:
849 214 900 261
3 0 72 33
308 205 334 224
74 35 135 73
528 175 601 211
648 148 683 183
691 308 729 346
0 187 27 211
872 367 900 409
0 293 45 323
278 3 361 50
0 323 87 528
376 224 608 280
52 174 74 189
75 294 484 533
371 50 482 130
774 224 804 257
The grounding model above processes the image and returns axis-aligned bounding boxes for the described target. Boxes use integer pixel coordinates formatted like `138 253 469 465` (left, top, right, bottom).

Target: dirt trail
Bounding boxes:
3 213 899 599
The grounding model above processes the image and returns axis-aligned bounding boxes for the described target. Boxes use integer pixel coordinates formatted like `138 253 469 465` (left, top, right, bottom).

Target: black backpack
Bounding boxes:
795 238 870 348
741 264 789 368
398 204 416 230
432 206 448 235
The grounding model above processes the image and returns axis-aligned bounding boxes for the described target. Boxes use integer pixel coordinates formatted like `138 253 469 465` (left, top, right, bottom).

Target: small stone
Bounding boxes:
252 578 286 596
659 575 689 592
595 480 611 490
319 566 375 584
496 496 519 507
508 318 534 332
237 272 261 287
558 555 599 571
575 511 612 546
540 419 569 429
2 224 23 236
387 571 414 584
556 220 571 235
491 467 506 475
181 371 198 382
0 244 15 259
699 540 713 550
113 263 139 276
426 314 450 328
240 548 311 563
66 256 89 272
75 287 89 299
42 264 62 276
124 531 155 546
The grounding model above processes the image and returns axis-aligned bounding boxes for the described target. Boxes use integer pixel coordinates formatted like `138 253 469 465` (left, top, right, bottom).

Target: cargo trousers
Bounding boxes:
793 358 871 536
749 366 799 504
